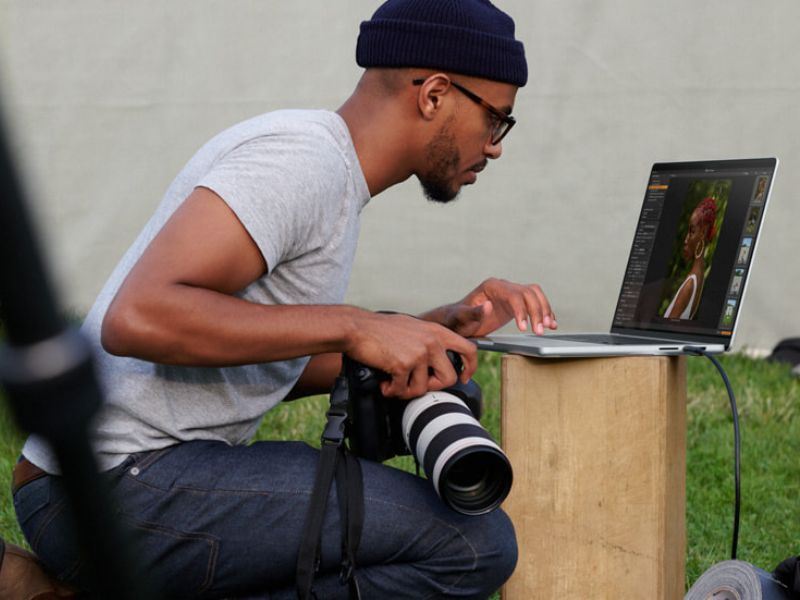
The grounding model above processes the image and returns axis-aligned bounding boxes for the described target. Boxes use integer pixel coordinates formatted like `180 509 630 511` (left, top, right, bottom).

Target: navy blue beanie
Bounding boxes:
356 0 528 87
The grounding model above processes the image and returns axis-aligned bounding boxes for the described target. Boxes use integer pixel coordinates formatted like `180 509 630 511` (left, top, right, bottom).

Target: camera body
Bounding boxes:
342 352 512 515
343 352 482 462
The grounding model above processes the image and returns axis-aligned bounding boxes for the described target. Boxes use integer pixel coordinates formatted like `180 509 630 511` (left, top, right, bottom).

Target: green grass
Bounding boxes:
0 392 26 548
1 351 798 594
684 353 800 587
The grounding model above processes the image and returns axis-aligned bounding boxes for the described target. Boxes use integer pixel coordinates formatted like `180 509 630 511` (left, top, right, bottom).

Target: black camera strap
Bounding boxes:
296 375 364 600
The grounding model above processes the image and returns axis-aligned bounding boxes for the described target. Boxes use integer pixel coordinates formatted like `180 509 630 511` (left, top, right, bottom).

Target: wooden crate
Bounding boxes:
500 355 686 600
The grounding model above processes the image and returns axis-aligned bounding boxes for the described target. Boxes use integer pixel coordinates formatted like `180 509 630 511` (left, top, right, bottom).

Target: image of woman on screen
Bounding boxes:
662 196 719 319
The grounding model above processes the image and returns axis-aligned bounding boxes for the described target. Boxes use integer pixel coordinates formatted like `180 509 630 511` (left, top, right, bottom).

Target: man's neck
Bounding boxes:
336 87 420 197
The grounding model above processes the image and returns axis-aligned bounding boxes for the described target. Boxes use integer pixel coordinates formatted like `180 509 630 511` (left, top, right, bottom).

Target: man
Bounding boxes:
10 0 557 598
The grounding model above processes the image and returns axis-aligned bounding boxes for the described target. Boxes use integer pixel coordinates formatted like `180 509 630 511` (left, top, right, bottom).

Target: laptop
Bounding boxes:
476 157 778 357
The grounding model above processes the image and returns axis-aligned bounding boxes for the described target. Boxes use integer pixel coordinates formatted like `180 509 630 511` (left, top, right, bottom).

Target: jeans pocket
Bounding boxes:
13 475 51 528
124 517 220 597
16 478 83 584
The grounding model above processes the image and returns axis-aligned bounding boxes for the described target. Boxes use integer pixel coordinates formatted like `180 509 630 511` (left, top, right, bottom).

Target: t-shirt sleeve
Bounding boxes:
197 131 346 272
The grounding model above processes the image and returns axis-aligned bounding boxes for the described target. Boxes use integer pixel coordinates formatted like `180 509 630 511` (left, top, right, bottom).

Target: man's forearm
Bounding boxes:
102 280 479 399
102 283 365 367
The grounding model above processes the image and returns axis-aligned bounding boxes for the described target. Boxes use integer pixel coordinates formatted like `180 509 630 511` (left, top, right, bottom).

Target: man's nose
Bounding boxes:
484 139 503 160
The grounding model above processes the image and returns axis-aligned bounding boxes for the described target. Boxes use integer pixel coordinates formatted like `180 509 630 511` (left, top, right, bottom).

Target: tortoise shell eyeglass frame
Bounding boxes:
412 77 516 145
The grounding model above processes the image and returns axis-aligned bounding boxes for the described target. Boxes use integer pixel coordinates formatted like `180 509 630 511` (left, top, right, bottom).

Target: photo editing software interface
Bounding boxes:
612 160 774 340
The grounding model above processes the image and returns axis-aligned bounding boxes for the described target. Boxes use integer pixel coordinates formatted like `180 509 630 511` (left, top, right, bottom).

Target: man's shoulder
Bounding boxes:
220 109 348 147
199 109 355 176
195 109 367 216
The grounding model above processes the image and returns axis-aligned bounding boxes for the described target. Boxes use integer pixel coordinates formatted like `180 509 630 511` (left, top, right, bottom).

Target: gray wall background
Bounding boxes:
1 1 796 353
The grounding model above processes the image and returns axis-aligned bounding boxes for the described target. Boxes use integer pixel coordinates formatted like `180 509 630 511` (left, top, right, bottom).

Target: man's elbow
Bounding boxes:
100 301 146 357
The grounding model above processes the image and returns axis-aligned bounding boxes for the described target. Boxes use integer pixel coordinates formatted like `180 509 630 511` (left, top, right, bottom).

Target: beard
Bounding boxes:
418 121 462 204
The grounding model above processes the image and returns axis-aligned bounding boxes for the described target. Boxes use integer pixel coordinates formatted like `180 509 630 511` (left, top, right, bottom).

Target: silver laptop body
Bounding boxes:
477 157 778 358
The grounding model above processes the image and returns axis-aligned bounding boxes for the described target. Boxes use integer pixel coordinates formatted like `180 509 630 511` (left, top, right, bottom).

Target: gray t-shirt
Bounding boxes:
23 109 370 472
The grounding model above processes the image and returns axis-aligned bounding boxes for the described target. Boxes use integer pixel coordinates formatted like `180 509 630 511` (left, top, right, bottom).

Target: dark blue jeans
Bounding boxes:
14 440 517 599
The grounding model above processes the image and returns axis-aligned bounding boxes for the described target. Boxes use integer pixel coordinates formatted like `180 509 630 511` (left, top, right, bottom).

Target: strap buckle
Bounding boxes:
321 375 350 445
321 408 348 445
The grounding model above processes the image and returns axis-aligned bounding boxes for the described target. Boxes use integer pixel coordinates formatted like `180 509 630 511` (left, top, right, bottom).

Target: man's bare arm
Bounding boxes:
101 187 476 399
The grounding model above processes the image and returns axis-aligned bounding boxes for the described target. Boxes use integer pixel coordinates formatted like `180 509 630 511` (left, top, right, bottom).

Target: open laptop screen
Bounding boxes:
611 158 777 344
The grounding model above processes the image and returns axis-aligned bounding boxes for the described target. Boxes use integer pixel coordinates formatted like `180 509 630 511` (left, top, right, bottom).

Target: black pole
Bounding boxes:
0 96 160 598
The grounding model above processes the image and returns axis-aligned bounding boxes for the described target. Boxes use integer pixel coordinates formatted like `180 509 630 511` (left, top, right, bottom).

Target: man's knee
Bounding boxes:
435 507 518 598
474 508 518 593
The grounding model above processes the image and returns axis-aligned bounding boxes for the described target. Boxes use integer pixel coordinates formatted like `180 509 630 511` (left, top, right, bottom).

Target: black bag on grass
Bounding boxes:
768 338 800 375
774 556 800 598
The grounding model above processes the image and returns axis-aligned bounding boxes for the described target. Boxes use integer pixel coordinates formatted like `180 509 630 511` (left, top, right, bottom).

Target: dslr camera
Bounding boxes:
342 352 512 515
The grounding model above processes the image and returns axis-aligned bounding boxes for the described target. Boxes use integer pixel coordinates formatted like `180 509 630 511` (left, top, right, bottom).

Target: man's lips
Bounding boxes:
470 160 488 174
463 160 488 185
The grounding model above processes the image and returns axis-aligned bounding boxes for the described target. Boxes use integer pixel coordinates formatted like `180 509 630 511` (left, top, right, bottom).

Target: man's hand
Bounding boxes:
345 312 477 400
420 278 557 338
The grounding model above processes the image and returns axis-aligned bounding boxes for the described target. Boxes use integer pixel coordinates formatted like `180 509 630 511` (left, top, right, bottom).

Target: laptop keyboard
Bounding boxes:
545 334 662 345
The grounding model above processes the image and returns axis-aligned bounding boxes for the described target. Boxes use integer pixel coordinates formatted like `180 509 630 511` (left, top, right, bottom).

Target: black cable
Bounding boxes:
685 347 741 560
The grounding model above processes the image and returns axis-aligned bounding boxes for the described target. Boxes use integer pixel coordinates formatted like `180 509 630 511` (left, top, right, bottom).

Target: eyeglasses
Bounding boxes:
412 78 516 145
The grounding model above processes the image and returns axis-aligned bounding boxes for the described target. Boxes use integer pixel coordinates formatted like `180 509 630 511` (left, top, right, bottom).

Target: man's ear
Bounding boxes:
415 73 452 121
